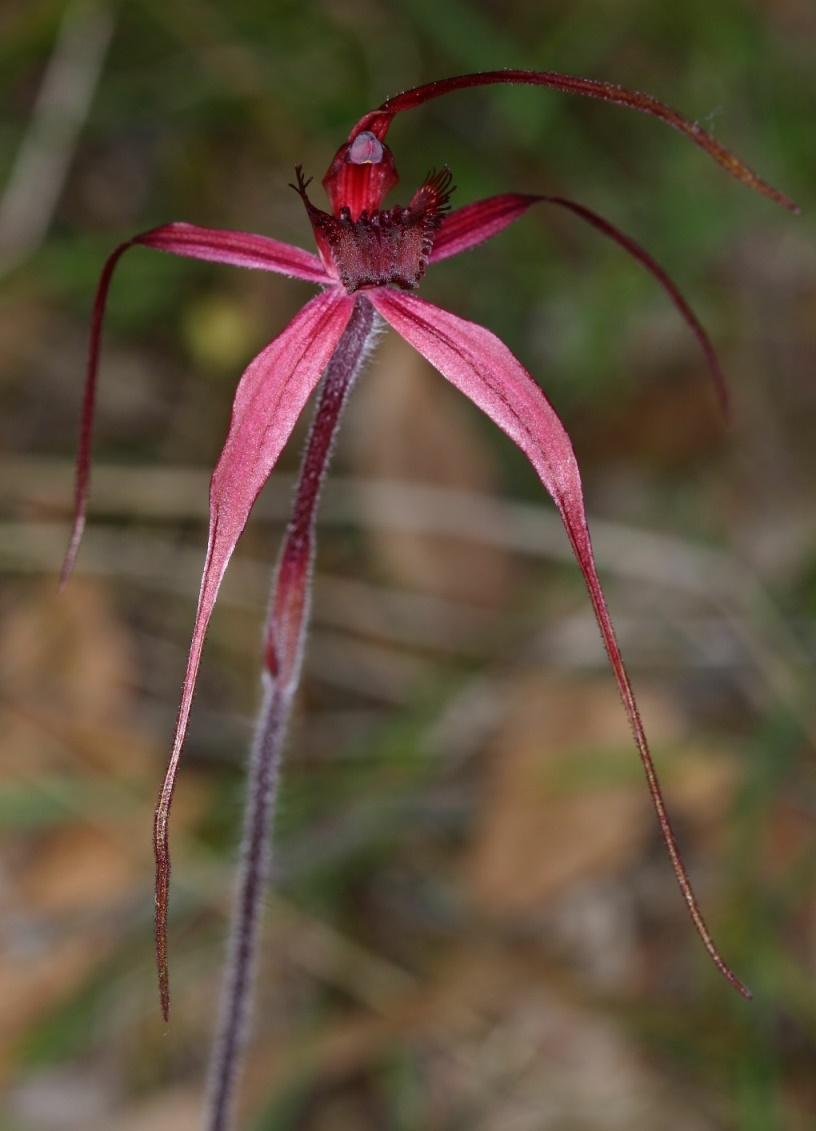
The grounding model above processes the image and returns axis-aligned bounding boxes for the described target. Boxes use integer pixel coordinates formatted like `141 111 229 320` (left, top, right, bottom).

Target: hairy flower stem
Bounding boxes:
204 297 375 1131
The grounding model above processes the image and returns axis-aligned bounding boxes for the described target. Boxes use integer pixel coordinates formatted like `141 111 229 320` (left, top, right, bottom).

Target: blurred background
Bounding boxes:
1 1 814 1128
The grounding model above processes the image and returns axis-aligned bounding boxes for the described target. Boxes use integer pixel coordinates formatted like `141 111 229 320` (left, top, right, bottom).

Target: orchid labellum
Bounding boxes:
63 69 797 1130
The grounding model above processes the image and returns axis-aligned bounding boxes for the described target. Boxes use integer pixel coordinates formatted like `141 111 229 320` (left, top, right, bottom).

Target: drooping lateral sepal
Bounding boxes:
370 286 751 1000
153 286 356 1021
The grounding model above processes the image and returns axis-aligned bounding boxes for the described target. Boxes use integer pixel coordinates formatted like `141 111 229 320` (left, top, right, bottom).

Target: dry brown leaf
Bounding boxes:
346 331 517 607
0 579 135 732
0 579 143 794
16 822 148 915
0 577 220 1074
466 675 682 915
666 746 740 831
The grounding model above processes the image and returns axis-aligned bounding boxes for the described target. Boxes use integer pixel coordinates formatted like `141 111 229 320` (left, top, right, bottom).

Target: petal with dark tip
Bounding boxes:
369 286 751 1000
154 286 356 1020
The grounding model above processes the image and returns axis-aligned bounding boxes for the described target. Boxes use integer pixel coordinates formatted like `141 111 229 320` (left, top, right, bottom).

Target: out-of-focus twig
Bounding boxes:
0 1 114 278
2 457 813 740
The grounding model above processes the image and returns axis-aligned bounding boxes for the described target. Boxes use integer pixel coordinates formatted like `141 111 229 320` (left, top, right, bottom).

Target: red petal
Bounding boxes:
61 227 328 588
433 192 729 411
134 222 329 281
370 287 751 999
353 70 797 213
154 287 355 1019
431 193 540 262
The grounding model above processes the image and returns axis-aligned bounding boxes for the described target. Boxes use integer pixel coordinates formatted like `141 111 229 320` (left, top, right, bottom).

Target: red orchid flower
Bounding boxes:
64 69 796 1127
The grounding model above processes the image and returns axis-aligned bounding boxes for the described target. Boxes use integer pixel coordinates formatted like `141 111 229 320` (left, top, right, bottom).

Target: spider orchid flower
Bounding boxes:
64 68 796 1128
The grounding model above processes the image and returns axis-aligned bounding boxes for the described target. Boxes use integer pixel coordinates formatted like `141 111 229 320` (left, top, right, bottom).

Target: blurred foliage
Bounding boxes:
1 0 815 1128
